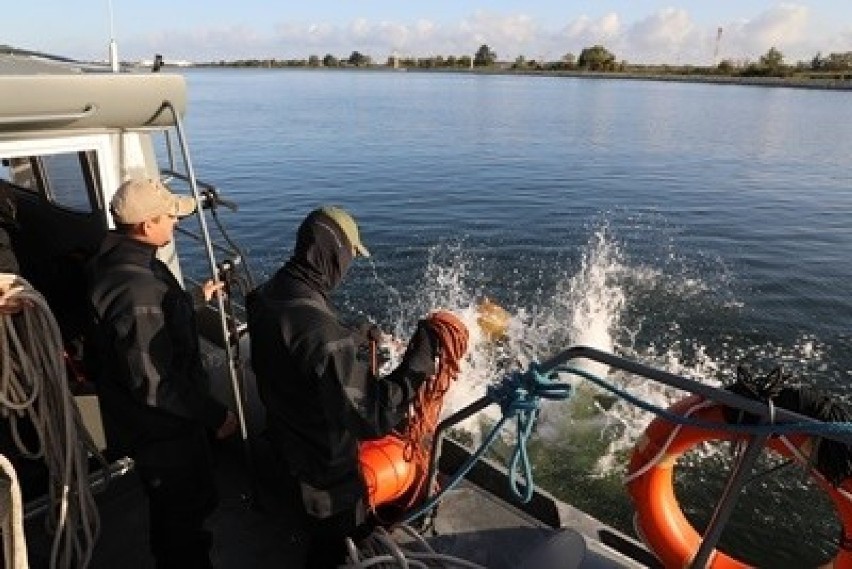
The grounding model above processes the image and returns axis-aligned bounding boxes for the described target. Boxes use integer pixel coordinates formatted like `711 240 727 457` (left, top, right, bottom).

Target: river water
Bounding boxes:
174 68 851 567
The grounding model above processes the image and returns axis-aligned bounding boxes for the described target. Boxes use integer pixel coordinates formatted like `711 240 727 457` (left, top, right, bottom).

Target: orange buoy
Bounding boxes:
627 394 852 569
359 435 418 509
476 297 510 340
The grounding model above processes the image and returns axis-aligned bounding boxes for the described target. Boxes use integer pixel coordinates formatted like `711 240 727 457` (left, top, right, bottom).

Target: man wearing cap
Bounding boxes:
247 206 438 568
87 178 238 569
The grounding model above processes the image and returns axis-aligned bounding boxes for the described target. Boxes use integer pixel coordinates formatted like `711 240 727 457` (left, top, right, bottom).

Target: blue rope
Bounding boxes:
402 364 574 523
402 414 509 524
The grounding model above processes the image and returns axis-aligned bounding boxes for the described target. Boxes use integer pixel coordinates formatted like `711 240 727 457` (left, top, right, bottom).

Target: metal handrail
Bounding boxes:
425 345 849 569
156 101 251 449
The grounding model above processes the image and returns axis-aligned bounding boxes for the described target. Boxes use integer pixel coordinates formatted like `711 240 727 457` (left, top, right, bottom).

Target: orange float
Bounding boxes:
626 394 852 569
360 435 419 509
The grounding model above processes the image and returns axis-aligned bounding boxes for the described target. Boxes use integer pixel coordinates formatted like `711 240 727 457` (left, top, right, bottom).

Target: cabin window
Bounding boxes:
0 151 99 213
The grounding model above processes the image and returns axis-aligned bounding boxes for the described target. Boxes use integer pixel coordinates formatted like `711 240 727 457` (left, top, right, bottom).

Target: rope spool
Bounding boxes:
359 310 469 511
626 394 852 569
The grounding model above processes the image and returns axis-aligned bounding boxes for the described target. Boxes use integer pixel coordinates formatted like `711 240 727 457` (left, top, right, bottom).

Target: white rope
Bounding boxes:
342 524 488 569
0 453 28 568
0 274 101 568
623 399 716 484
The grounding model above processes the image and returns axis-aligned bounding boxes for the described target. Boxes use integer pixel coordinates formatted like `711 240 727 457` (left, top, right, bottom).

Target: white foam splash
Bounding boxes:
364 223 831 477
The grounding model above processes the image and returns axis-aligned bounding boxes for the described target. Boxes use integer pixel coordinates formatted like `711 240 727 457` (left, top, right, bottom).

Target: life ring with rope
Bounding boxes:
625 393 852 569
358 309 470 512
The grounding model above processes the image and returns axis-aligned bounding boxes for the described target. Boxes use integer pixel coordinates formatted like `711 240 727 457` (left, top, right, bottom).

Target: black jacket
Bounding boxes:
87 232 226 462
248 210 435 518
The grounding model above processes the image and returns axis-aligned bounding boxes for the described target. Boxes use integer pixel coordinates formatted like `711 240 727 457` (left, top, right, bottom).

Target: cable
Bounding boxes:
0 274 101 568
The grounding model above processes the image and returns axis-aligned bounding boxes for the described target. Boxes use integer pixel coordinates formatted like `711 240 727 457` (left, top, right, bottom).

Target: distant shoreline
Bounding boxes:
187 64 852 91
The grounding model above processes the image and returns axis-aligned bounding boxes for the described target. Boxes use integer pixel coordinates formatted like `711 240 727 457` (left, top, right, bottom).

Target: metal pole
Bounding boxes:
160 102 250 445
690 434 769 568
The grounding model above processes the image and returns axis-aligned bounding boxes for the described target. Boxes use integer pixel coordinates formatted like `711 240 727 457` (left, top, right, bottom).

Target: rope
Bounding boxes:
0 454 27 568
341 525 488 569
394 311 469 509
401 364 572 524
0 274 101 568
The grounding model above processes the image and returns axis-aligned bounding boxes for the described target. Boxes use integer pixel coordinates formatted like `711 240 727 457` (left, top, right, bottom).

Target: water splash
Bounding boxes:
353 222 835 478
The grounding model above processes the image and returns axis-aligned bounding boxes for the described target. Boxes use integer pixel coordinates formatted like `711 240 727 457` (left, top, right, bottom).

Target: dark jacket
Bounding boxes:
87 232 226 462
247 210 435 518
0 227 18 274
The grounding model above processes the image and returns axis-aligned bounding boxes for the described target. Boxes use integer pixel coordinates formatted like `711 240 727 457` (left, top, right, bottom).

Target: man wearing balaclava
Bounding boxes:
247 206 437 569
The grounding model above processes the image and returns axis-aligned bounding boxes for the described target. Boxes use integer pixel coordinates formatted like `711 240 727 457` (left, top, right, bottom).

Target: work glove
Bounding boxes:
353 318 385 344
401 319 439 378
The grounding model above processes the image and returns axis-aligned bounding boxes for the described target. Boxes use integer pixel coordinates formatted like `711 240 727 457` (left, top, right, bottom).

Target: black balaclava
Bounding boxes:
284 209 354 298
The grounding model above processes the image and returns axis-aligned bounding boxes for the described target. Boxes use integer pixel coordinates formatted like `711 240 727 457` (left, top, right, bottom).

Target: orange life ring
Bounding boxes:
359 435 419 509
626 394 852 569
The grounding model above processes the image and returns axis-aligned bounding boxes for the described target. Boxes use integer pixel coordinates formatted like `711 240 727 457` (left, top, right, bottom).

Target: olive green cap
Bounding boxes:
320 206 370 257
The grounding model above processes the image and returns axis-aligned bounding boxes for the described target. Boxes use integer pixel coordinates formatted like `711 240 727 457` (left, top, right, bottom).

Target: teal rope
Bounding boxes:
402 415 509 524
402 366 573 523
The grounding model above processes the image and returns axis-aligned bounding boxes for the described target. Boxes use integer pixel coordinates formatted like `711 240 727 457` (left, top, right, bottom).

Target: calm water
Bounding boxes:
175 68 851 567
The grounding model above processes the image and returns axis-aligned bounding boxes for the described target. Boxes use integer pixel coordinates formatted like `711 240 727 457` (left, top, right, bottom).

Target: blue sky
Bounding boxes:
5 2 851 64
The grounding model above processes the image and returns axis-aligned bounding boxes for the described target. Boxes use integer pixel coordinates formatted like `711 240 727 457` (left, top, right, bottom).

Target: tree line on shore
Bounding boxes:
203 44 852 79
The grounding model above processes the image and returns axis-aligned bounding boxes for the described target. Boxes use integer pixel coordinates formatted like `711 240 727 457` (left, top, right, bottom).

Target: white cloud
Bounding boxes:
717 5 811 63
625 8 697 63
109 4 833 65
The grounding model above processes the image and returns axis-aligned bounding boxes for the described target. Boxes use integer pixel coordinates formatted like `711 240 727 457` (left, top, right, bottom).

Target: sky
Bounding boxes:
4 1 851 65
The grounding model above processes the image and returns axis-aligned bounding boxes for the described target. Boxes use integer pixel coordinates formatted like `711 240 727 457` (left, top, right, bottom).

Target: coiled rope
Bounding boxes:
342 524 487 569
0 274 101 569
394 311 469 510
0 453 27 568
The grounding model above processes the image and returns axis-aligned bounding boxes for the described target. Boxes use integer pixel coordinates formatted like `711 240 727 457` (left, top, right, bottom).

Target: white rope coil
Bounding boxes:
342 525 487 569
0 274 101 569
0 453 28 568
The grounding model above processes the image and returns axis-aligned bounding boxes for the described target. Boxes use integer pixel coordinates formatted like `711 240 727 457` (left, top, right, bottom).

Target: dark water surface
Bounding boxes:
175 68 851 567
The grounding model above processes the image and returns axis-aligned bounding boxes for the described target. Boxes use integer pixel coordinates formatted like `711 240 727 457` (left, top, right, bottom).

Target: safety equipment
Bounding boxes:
359 311 469 511
626 394 852 569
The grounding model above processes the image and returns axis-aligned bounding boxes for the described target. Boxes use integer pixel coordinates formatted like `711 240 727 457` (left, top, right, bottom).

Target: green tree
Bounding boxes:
474 44 496 66
577 45 617 71
322 54 338 67
759 47 784 71
347 51 371 66
716 59 735 75
562 52 576 68
308 55 320 67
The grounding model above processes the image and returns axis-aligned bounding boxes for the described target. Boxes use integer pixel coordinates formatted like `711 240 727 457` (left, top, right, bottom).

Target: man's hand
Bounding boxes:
215 410 239 439
202 280 226 302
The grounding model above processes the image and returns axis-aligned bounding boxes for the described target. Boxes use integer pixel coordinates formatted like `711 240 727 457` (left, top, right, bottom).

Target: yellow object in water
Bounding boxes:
477 298 510 340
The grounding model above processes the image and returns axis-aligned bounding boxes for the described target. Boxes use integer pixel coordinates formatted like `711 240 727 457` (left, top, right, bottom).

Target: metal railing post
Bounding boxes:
690 434 769 568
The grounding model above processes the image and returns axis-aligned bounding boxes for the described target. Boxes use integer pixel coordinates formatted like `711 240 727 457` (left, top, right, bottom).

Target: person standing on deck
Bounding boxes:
87 178 238 569
247 206 439 569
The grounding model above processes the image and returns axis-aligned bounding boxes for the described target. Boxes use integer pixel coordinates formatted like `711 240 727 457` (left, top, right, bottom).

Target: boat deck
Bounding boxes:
22 437 656 568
